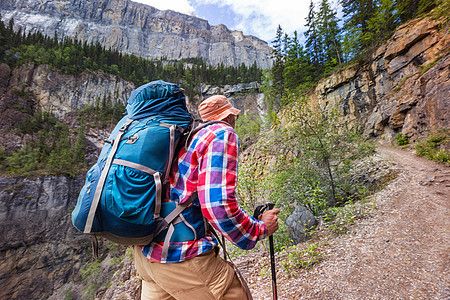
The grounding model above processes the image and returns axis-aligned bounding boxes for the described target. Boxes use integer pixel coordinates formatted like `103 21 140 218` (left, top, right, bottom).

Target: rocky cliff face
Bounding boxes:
200 82 266 119
308 17 449 143
0 175 88 299
0 62 135 151
0 0 273 69
0 174 141 300
0 61 262 135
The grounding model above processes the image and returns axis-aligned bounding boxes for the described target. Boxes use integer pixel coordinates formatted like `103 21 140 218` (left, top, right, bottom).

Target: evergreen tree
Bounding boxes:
283 31 314 90
340 0 377 53
317 0 342 71
365 0 398 46
0 14 6 58
271 25 286 106
304 0 323 78
396 0 438 22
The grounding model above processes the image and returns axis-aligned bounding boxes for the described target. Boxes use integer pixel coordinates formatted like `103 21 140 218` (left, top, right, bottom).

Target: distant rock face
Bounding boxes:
0 0 273 69
0 61 264 153
0 175 89 299
199 81 266 119
0 62 135 151
308 17 449 143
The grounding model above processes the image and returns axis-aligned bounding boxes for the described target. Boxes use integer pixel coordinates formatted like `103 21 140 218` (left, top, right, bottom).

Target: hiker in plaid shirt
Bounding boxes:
134 95 280 299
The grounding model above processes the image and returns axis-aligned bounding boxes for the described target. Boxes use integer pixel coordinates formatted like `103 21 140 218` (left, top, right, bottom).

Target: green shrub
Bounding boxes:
78 98 126 129
6 144 40 172
235 113 263 150
80 260 102 300
265 95 374 208
415 129 449 165
237 92 377 251
280 243 323 276
396 133 409 146
2 112 86 176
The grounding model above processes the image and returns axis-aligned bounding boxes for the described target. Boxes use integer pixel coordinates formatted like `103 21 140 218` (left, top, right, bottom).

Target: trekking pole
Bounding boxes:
266 203 278 300
253 203 278 300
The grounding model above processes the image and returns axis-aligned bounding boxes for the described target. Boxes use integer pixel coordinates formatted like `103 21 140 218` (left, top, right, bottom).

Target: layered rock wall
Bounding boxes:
200 82 265 119
308 17 449 143
0 0 273 69
7 64 134 119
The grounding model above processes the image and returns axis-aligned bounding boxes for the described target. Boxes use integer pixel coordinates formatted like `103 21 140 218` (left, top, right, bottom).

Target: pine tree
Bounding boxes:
284 31 307 90
365 0 398 46
317 0 342 71
396 0 438 22
340 0 377 53
0 14 5 57
271 25 286 104
304 0 323 78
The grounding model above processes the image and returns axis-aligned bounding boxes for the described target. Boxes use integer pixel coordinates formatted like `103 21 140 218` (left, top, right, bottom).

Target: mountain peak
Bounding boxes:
0 0 273 68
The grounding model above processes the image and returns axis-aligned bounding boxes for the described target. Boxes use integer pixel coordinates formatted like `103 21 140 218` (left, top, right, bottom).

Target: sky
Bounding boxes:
132 0 335 45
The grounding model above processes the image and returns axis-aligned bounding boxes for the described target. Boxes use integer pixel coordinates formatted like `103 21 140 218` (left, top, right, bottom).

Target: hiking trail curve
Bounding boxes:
242 146 449 299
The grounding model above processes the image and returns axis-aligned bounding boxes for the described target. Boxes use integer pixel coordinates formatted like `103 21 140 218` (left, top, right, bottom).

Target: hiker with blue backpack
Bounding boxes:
134 94 280 299
72 81 279 299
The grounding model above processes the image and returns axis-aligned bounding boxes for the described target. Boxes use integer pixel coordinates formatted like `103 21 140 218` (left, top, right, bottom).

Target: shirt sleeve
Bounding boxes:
196 125 268 250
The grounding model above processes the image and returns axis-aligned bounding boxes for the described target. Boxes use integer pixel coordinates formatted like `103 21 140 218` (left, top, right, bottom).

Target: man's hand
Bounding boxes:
260 209 280 236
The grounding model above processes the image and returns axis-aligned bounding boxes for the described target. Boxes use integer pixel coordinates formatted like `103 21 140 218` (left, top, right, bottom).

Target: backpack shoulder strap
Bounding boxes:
184 120 231 151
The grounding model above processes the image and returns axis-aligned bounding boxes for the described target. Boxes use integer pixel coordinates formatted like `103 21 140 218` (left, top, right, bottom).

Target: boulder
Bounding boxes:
285 206 318 244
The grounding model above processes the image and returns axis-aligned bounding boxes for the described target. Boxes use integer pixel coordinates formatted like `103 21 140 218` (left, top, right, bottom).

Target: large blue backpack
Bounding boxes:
72 80 206 257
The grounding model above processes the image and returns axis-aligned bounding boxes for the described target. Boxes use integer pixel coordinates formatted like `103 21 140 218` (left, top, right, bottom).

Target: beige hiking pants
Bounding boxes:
133 246 248 300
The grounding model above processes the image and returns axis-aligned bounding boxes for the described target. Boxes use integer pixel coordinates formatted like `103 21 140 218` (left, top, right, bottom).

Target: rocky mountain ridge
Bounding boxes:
0 0 273 69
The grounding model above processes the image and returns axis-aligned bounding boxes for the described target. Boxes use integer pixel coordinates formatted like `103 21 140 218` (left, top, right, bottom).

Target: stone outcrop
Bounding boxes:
10 64 133 119
0 60 264 152
0 0 273 69
0 174 138 300
308 17 449 143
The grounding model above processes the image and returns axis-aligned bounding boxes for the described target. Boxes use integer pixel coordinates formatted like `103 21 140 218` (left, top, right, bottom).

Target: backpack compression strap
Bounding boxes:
159 122 185 185
152 192 198 259
84 118 134 234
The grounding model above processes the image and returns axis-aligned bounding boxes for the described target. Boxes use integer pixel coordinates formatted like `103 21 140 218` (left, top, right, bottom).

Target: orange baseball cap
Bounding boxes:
199 95 240 121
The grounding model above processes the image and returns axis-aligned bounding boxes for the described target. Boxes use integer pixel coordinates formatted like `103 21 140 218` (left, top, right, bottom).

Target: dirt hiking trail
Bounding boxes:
242 146 449 299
